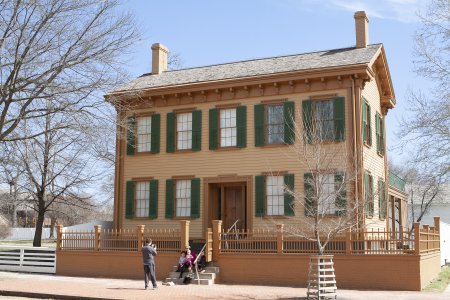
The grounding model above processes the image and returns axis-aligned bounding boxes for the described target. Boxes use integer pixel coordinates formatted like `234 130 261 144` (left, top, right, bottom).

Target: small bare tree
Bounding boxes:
281 108 378 255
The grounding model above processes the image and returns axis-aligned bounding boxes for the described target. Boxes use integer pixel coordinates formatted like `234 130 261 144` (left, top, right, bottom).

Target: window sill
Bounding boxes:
377 152 385 158
261 143 289 148
170 149 197 154
135 152 158 156
214 147 241 152
171 216 197 220
363 142 372 149
131 217 157 220
262 215 291 219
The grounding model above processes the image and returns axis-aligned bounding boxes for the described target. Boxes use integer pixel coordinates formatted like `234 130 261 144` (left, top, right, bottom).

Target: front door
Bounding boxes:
224 185 246 231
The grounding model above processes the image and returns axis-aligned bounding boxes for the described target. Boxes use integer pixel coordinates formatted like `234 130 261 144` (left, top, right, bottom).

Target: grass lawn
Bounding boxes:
424 265 450 292
0 239 56 248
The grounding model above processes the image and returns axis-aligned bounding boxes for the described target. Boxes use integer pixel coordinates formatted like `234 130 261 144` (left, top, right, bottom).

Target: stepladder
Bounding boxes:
307 255 337 299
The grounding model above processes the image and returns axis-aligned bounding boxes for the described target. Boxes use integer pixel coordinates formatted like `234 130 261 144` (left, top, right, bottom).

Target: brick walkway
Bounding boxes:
0 271 448 300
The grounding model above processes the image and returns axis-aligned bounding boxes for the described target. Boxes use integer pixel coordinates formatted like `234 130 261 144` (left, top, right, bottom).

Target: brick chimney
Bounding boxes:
354 11 369 48
151 43 169 74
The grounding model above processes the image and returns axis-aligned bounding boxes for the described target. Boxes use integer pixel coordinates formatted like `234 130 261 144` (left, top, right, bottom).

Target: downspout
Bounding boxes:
351 76 359 231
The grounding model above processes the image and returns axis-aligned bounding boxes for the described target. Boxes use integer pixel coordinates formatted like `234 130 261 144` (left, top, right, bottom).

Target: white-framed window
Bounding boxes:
266 176 284 216
176 180 191 217
137 116 152 152
313 100 334 141
135 181 149 217
317 174 336 215
176 113 192 150
266 105 284 144
220 108 237 147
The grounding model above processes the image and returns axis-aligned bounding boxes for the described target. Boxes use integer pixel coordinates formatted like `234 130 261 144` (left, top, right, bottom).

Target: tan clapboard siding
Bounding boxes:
362 79 387 230
121 88 356 237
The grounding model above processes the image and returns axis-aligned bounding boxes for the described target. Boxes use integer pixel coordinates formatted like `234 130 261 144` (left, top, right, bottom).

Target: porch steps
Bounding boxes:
164 266 220 285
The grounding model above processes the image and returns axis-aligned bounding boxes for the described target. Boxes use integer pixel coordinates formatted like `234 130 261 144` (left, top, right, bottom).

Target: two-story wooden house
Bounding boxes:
106 11 407 241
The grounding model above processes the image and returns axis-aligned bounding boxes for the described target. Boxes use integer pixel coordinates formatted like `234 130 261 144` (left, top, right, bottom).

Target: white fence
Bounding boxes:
441 221 450 266
4 228 56 240
0 246 56 273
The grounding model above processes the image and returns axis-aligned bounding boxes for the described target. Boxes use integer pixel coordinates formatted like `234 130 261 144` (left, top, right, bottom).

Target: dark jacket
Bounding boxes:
141 245 157 265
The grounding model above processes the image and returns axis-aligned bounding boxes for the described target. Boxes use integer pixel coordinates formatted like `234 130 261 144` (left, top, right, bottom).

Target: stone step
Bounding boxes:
164 277 213 285
168 271 216 280
171 266 219 273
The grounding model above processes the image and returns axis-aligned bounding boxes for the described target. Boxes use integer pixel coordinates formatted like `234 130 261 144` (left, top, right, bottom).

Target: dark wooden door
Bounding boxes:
224 186 246 231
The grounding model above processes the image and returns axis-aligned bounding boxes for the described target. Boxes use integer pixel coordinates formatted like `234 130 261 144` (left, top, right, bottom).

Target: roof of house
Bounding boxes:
112 44 382 94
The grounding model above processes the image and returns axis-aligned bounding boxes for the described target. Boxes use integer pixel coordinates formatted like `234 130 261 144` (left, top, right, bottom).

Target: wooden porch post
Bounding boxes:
345 230 352 255
94 225 101 251
433 216 440 232
212 220 222 262
137 225 145 252
180 220 190 250
414 222 420 255
56 225 63 251
276 224 284 254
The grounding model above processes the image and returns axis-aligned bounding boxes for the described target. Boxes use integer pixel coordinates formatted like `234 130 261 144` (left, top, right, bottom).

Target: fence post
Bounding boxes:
94 225 101 251
137 225 145 252
205 228 213 261
345 230 351 255
433 216 440 232
276 224 284 254
212 220 222 262
414 222 420 255
423 225 429 253
180 220 190 250
56 225 63 251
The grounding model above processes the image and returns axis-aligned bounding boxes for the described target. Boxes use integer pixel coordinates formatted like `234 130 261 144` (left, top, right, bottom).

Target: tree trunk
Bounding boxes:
49 215 56 239
33 198 46 247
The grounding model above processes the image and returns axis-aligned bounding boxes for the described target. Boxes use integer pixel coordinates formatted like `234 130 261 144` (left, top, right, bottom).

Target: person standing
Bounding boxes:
141 238 157 290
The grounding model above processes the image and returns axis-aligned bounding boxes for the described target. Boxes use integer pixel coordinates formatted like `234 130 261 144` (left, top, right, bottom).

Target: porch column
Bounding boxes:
180 220 190 250
212 220 222 262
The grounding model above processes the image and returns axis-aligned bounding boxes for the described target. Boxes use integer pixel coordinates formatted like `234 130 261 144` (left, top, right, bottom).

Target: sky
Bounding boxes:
122 0 432 164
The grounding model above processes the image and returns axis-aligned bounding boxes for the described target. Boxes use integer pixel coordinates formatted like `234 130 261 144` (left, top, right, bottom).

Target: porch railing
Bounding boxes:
57 217 440 257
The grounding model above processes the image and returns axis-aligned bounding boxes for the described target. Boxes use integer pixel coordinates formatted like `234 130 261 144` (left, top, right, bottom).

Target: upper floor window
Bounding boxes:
266 105 285 144
313 100 334 141
137 116 152 152
255 101 295 147
167 110 201 153
126 114 160 155
302 97 345 143
376 113 385 155
177 113 192 150
220 108 237 147
362 99 372 146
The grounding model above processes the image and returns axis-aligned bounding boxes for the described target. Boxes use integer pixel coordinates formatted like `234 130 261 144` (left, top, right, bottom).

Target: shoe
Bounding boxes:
152 286 158 290
200 269 205 273
145 286 148 290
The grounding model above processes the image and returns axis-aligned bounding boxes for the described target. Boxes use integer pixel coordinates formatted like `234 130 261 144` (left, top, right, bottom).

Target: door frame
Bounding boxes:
203 175 253 237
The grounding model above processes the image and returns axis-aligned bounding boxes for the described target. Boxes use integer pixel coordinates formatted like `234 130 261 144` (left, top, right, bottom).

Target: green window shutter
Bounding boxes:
304 173 314 216
302 100 313 144
165 179 174 218
209 108 219 150
380 117 385 155
151 114 160 154
378 179 384 220
334 97 345 141
370 175 374 216
255 175 265 217
283 101 295 145
254 104 265 147
367 105 372 146
375 113 380 153
364 172 369 217
149 180 158 219
334 172 347 216
126 117 136 155
362 101 367 143
192 110 202 151
166 112 175 153
284 174 295 216
236 106 247 148
125 181 135 219
191 178 200 218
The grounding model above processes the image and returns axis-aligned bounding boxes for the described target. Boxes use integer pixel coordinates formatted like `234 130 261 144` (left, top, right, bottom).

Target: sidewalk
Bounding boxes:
0 271 448 300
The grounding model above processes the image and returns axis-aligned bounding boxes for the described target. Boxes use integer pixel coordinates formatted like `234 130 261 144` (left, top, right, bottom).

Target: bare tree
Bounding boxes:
280 112 376 255
0 0 140 142
399 0 450 179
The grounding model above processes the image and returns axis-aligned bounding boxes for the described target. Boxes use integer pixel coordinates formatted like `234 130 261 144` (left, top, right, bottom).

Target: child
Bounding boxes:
179 249 194 278
176 251 186 272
